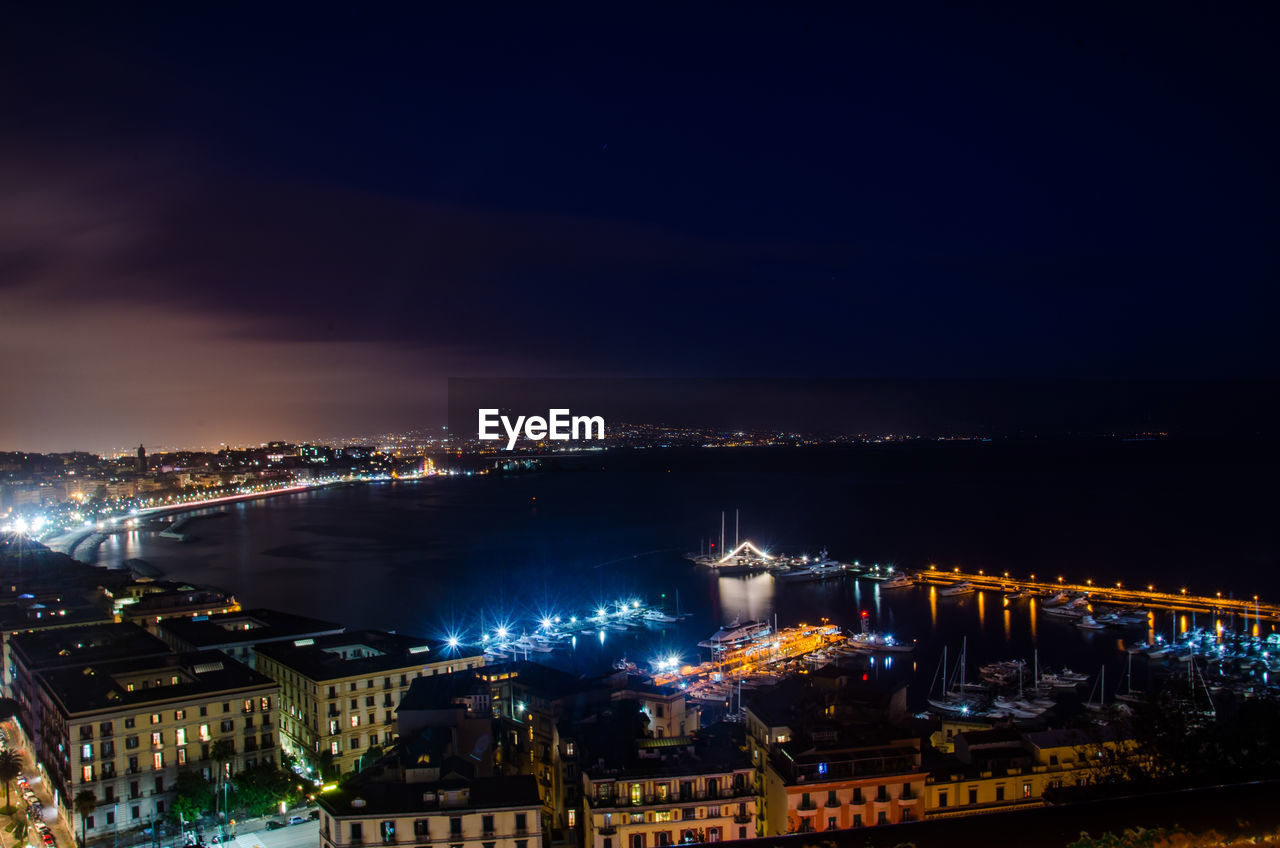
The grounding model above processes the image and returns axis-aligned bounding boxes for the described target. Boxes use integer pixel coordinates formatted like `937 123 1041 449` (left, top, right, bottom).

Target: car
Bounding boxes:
286 816 307 826
307 811 320 821
265 821 286 831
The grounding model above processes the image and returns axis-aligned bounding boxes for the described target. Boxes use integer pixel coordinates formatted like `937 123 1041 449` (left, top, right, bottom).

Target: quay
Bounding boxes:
919 566 1280 623
652 621 844 689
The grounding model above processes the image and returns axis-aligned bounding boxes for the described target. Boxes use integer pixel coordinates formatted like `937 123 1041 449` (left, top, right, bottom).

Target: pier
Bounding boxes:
652 621 844 690
918 567 1280 624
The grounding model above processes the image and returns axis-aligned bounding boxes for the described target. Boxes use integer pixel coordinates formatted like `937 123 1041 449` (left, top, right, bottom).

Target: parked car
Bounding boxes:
287 816 307 826
307 810 320 821
265 821 286 831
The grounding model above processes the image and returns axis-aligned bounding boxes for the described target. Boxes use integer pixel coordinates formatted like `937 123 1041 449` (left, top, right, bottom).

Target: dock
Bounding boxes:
918 567 1280 623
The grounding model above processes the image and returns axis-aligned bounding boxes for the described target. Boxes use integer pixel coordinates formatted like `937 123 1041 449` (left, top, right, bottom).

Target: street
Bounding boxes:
233 822 318 848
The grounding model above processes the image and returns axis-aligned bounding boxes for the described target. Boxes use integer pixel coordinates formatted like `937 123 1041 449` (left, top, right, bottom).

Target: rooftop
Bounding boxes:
9 622 170 671
318 774 542 817
398 669 490 713
37 649 276 716
158 607 345 649
254 630 468 681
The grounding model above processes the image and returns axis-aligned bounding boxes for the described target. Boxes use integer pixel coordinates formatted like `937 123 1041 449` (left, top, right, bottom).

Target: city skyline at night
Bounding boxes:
2 5 1278 451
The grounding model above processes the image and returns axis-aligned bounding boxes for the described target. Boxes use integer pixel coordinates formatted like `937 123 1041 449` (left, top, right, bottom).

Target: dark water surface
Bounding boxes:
94 465 1276 700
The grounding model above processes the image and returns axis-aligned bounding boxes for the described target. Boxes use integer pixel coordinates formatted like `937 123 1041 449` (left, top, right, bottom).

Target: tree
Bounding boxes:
229 764 296 818
169 771 214 826
74 790 98 847
209 740 236 818
0 750 22 812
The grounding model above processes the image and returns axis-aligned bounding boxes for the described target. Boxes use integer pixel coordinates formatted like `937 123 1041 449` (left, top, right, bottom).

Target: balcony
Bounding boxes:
598 827 617 836
824 798 841 808
733 814 753 824
796 801 817 811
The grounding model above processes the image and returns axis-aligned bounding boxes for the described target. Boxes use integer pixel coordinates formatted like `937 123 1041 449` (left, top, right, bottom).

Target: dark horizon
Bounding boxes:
2 5 1277 450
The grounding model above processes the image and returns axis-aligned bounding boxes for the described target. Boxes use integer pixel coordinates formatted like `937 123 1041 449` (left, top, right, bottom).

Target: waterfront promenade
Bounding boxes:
920 566 1280 623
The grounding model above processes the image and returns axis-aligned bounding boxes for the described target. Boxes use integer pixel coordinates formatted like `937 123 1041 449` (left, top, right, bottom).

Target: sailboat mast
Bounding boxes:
720 511 725 561
735 509 739 549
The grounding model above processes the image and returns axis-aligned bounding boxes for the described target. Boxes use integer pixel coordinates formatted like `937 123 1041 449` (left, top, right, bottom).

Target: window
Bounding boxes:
131 806 140 821
82 765 93 782
996 785 1005 801
852 814 862 827
82 743 93 759
330 720 340 735
826 790 837 806
222 702 231 713
199 725 210 742
260 697 270 711
244 700 254 713
514 813 527 833
175 710 185 721
1023 783 1033 799
153 752 164 770
349 823 363 842
876 811 887 825
567 809 576 828
657 783 668 801
365 696 375 707
826 817 837 831
175 729 186 745
968 788 977 805
177 749 187 766
481 815 495 835
330 741 340 755
125 718 135 729
381 821 395 843
86 815 95 830
449 818 462 837
220 720 234 733
106 812 114 826
151 714 161 725
938 791 947 808
200 706 208 717
151 732 163 746
566 742 575 756
413 821 429 838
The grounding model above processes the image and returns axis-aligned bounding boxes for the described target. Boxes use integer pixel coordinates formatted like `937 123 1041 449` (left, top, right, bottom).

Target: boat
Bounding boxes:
926 640 986 716
1042 590 1072 607
847 632 915 653
1115 652 1143 704
642 609 680 623
1076 615 1107 631
698 617 772 651
1003 589 1028 601
881 573 915 589
939 581 976 597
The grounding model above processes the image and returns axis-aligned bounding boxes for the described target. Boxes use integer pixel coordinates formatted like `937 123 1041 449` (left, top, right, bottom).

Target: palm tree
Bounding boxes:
0 750 22 812
209 740 236 819
74 790 97 847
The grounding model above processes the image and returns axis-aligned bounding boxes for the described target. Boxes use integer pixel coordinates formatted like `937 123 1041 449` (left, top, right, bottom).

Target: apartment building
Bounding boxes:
579 711 755 848
254 630 483 775
14 636 278 845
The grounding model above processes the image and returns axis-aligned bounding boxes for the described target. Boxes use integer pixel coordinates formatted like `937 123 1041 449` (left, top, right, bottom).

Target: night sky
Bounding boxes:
1 5 1277 451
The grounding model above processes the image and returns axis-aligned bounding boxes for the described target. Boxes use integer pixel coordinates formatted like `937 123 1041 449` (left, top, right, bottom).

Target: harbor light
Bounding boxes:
446 636 459 648
596 606 608 619
540 617 553 629
496 626 508 639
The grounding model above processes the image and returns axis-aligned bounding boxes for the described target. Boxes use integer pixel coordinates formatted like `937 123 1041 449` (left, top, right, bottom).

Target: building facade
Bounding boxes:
254 631 483 775
22 648 278 845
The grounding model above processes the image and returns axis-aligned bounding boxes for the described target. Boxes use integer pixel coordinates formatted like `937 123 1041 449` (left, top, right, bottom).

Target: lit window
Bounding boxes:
151 732 163 746
82 744 93 759
199 725 210 742
175 729 186 746
153 752 164 770
350 715 360 728
82 765 93 783
151 714 161 725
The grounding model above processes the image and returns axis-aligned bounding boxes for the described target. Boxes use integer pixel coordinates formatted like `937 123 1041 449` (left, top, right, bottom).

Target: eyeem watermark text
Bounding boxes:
478 408 605 450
